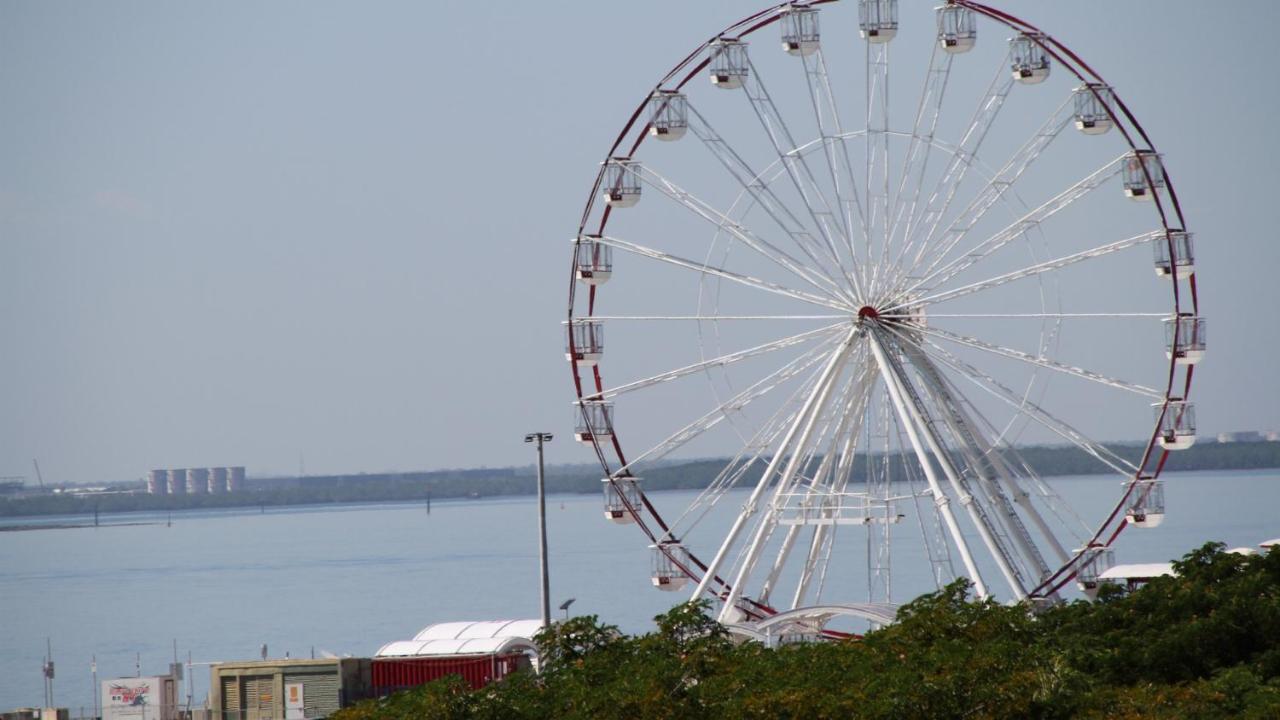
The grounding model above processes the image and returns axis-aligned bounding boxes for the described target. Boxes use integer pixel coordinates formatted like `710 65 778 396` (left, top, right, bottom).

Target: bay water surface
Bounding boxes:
1 468 1276 713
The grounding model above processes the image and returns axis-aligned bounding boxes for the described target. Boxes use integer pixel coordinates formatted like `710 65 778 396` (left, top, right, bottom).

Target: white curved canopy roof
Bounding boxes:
1099 562 1176 580
412 619 544 642
376 619 543 658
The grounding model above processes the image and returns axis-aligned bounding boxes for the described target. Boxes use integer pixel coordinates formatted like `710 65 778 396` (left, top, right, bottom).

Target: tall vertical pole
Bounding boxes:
92 655 99 720
526 432 554 629
536 436 551 628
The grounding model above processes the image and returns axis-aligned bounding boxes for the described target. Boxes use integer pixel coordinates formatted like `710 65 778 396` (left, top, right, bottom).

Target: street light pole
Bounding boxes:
524 432 554 628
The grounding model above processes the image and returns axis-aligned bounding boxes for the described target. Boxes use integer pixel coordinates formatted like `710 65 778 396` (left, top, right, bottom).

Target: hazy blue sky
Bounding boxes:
2 1 1277 484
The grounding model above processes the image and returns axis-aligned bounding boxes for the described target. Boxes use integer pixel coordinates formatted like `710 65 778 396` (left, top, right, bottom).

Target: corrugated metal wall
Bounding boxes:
244 676 274 720
221 677 241 715
283 672 339 719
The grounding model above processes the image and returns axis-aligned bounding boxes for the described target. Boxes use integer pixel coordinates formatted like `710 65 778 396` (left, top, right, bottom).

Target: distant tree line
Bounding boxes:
2 441 1277 519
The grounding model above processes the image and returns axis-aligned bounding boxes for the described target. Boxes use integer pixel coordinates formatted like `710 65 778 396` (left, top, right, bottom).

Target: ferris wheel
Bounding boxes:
566 0 1201 632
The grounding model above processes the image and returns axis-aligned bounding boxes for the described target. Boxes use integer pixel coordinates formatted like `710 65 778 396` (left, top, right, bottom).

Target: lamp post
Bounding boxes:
524 432 553 628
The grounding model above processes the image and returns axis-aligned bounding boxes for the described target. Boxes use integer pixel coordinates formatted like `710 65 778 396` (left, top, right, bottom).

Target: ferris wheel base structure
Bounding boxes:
566 0 1202 639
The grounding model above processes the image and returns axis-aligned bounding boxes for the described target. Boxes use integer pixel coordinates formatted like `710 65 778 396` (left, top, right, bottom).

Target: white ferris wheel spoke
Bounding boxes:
684 103 857 304
873 328 1030 599
890 331 1055 581
891 407 957 591
788 364 878 608
913 336 1139 478
759 359 876 606
865 327 992 599
692 327 859 613
896 312 1170 320
739 55 859 295
887 43 954 260
906 230 1167 308
865 38 893 299
912 323 1164 399
891 55 1016 297
596 235 848 312
886 323 1084 560
592 322 845 400
899 155 1125 299
667 360 826 544
898 95 1075 289
587 315 846 321
716 331 863 620
624 163 856 306
613 335 842 479
800 47 871 275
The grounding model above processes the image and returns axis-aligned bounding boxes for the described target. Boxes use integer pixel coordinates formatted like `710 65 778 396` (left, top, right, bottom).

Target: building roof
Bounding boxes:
376 619 543 659
1259 538 1280 549
1098 562 1176 580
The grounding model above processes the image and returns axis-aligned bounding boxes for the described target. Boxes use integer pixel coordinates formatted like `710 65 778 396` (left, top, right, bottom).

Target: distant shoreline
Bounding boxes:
2 441 1277 521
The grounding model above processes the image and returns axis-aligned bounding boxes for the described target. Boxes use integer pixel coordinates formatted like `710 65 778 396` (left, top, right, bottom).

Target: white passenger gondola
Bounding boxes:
1122 150 1165 201
647 90 688 141
574 235 612 285
1073 83 1115 134
1154 399 1196 450
936 5 975 53
603 476 642 524
859 0 898 43
601 158 641 208
566 319 604 367
709 39 749 89
651 541 691 591
574 400 614 445
1010 33 1050 84
1153 230 1194 279
1165 314 1206 365
1125 479 1165 528
1075 547 1115 598
780 4 820 56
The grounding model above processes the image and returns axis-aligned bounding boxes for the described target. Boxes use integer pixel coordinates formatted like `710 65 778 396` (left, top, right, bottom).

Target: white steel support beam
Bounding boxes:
691 327 859 608
865 327 989 598
714 329 860 622
874 328 1028 599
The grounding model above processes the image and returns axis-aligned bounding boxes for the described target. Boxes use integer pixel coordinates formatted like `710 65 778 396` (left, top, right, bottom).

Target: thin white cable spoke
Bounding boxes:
685 104 856 303
866 328 991 598
899 97 1074 289
740 56 858 292
891 405 955 590
797 47 870 298
625 163 855 307
595 322 845 400
791 364 877 607
912 323 1164 399
888 312 1169 320
703 329 859 615
876 328 1029 598
759 359 871 606
887 43 953 266
670 359 827 541
865 41 892 298
906 230 1166 308
588 315 846 321
887 325 1051 581
896 334 1086 557
892 57 1015 297
898 155 1124 299
617 336 841 477
597 235 848 312
912 335 1138 477
805 48 871 275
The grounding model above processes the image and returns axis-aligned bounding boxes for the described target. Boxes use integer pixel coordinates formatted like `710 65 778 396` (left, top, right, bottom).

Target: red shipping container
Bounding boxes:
371 653 528 693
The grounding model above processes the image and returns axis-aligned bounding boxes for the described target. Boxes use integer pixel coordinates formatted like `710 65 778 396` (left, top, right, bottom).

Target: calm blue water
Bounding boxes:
1 468 1276 713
